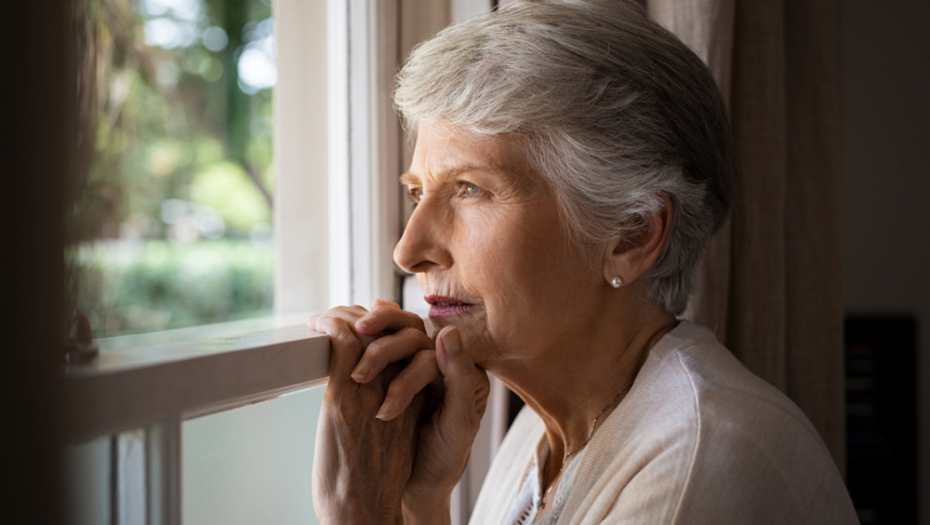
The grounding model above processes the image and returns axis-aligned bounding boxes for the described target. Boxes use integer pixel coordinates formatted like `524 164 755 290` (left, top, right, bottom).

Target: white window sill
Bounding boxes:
63 321 330 444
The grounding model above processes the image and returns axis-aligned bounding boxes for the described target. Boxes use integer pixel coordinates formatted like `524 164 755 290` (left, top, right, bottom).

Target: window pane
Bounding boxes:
63 437 112 525
70 0 276 339
183 385 325 525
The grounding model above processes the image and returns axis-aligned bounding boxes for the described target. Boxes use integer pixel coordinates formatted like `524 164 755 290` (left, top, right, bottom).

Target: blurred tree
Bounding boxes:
215 0 272 207
71 0 274 241
69 0 277 337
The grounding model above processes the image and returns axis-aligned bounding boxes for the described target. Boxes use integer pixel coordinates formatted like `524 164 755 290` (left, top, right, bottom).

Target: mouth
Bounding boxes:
424 294 477 318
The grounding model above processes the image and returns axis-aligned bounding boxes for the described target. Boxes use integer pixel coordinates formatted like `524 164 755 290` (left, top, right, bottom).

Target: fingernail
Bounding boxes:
443 328 460 355
375 398 395 420
350 361 371 381
356 316 372 330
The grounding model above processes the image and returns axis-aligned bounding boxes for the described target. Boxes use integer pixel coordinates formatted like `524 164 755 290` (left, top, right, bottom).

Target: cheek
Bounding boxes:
454 206 580 325
453 207 539 287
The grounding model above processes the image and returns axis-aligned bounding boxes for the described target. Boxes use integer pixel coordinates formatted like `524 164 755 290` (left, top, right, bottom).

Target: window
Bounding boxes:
64 2 500 525
69 0 277 339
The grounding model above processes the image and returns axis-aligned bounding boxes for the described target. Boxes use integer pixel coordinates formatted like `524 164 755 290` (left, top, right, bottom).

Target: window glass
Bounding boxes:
69 0 276 340
63 437 112 525
183 385 325 525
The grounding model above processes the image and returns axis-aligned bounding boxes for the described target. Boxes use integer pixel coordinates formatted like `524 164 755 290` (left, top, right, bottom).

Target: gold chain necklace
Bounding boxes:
539 384 631 510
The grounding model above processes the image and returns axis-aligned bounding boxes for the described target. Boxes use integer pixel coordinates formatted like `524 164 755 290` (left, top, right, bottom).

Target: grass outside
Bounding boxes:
70 239 274 338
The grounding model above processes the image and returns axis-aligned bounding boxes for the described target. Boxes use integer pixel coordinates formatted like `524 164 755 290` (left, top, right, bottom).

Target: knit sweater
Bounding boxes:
469 321 858 525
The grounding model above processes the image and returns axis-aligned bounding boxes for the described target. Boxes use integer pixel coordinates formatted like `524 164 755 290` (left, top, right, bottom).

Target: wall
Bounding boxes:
842 2 930 523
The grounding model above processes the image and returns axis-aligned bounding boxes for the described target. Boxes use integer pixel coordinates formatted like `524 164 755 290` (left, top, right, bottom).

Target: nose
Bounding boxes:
393 200 453 274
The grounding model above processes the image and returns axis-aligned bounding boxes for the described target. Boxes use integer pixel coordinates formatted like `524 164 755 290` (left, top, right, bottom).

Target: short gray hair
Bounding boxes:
395 0 737 315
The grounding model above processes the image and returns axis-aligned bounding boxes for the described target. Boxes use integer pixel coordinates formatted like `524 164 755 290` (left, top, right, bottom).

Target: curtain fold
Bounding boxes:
649 0 845 471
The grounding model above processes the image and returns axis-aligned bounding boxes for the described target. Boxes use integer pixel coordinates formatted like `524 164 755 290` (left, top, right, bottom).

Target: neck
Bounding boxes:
489 288 677 479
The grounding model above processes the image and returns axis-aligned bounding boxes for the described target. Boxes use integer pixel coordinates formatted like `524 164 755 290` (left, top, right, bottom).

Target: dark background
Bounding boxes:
0 1 69 523
843 1 930 523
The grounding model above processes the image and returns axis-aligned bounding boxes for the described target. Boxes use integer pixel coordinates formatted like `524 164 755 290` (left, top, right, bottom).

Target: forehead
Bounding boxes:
403 122 540 187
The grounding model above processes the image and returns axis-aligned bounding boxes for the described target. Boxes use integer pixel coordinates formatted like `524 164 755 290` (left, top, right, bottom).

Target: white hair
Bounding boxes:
395 0 737 315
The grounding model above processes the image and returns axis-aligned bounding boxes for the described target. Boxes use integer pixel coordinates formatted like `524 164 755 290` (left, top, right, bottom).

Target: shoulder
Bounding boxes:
657 321 822 447
562 321 858 524
627 321 824 449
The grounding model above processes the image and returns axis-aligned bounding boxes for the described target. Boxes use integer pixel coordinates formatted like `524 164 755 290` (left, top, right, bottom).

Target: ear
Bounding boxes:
602 193 674 287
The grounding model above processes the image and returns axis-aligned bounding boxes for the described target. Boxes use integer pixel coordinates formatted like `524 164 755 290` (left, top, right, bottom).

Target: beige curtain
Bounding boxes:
649 0 846 471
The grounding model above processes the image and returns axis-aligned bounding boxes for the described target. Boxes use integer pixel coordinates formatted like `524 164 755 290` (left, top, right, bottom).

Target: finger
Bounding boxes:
376 350 440 420
316 316 364 389
316 305 370 325
370 298 400 310
355 304 426 336
350 327 435 383
315 306 380 350
310 305 368 334
435 326 489 428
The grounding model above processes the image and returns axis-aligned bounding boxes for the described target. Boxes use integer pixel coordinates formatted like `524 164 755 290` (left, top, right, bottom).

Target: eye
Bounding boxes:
407 187 424 204
458 182 482 198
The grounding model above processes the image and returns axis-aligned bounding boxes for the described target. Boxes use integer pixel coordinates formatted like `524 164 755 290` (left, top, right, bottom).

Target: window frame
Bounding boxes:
64 324 330 524
63 1 501 524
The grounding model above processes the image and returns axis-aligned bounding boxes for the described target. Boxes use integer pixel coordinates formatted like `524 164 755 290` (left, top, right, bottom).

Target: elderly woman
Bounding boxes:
309 1 857 524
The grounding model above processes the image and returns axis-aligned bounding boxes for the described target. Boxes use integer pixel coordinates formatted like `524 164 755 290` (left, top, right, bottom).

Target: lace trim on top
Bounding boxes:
504 441 586 525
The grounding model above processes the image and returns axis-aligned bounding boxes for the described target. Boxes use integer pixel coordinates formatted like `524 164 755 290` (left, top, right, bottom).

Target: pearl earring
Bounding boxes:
610 277 623 288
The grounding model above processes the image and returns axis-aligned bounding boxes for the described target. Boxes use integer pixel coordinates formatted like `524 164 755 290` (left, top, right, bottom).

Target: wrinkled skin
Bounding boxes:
310 302 489 525
312 355 425 524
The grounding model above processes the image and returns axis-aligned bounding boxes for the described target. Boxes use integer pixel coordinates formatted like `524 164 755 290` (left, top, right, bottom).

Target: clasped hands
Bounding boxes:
310 300 490 525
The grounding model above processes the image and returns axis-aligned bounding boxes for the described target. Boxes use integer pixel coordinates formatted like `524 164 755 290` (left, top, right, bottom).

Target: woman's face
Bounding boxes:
394 122 604 370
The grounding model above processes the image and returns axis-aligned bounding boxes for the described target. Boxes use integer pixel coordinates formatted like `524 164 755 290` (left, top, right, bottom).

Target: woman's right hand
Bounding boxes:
310 302 490 524
349 304 490 523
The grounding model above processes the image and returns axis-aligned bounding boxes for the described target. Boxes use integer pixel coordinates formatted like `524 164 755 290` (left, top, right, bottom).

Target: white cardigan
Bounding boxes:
469 321 858 525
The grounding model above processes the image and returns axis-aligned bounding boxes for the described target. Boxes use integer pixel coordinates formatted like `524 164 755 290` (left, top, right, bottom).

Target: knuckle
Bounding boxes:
364 341 389 365
334 330 361 350
413 349 437 364
321 315 346 328
369 305 398 324
316 317 336 332
399 327 434 347
387 380 412 402
371 304 394 314
324 305 368 323
400 311 426 331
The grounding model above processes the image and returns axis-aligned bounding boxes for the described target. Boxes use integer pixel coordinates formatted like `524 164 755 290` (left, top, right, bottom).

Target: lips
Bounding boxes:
424 294 477 318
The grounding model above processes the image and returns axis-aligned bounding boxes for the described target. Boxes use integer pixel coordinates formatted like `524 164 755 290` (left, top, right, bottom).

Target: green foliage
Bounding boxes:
190 161 270 233
70 240 274 337
68 0 279 337
74 0 274 241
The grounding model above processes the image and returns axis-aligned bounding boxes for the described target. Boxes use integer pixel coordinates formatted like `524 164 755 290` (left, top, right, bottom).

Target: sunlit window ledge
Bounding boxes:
63 313 329 444
95 312 315 353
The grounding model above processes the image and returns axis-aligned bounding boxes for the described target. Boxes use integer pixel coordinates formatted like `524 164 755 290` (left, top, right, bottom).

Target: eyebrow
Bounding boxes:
399 165 498 187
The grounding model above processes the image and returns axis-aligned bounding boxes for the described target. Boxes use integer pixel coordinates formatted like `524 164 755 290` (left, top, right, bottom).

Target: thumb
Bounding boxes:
435 326 486 424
